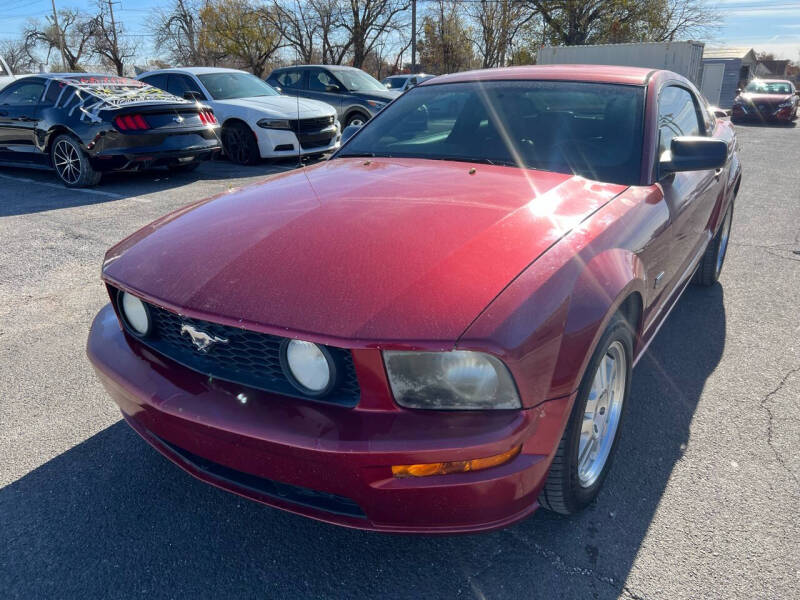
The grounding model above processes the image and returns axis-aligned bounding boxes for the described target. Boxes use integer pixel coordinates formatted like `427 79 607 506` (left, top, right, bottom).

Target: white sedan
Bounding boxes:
138 67 340 165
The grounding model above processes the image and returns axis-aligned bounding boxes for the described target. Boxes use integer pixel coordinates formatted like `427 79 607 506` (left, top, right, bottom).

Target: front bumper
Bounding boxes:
731 104 794 122
87 304 570 533
255 124 341 158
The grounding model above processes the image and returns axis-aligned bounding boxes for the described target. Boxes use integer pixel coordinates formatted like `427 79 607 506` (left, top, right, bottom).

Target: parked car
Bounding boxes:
381 73 435 92
0 73 220 187
731 79 798 123
267 65 399 128
139 67 340 165
0 56 16 90
88 65 740 533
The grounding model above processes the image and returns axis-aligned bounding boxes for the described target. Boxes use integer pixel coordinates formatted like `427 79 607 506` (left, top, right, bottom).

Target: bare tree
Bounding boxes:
419 0 474 74
201 0 283 76
0 39 40 73
338 0 409 68
649 0 719 42
25 9 96 71
272 0 322 63
152 0 215 65
470 0 536 68
91 0 137 75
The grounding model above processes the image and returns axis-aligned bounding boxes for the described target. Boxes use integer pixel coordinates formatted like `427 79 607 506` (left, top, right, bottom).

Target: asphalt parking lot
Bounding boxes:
2 124 799 599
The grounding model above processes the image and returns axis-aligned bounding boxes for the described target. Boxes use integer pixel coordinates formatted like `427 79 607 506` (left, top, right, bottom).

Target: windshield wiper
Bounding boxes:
338 152 377 158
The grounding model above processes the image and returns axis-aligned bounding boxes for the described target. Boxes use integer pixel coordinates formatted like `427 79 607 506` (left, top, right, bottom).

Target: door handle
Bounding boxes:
714 168 723 181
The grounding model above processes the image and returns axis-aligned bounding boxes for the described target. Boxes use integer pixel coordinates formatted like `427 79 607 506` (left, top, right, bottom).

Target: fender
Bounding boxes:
458 187 666 408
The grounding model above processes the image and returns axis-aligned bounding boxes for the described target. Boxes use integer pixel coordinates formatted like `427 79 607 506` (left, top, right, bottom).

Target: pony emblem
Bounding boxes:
180 324 229 353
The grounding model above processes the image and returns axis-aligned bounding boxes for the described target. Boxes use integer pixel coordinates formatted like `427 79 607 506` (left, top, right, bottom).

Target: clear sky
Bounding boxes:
0 0 798 63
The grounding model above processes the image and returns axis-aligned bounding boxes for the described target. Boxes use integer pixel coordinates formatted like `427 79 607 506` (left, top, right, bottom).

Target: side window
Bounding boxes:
276 70 303 90
0 79 46 106
658 85 703 157
308 69 337 92
141 74 168 92
166 74 204 99
43 80 64 105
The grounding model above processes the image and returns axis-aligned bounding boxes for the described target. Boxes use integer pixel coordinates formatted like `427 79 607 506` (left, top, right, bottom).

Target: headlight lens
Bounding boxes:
283 339 334 395
119 291 150 336
383 350 521 410
257 118 292 129
779 100 793 108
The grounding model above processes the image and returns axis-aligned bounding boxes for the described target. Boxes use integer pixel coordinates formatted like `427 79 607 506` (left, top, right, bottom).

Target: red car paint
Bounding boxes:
88 66 741 533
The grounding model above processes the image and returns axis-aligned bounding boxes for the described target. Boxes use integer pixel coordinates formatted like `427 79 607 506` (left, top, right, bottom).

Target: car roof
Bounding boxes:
423 65 657 86
274 65 360 72
140 67 247 76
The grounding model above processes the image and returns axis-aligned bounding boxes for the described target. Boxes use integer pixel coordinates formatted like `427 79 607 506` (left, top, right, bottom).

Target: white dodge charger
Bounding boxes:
138 67 340 165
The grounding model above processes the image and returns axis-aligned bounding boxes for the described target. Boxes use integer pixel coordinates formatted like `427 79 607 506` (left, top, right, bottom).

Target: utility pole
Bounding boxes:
50 0 66 70
107 0 121 75
411 0 416 73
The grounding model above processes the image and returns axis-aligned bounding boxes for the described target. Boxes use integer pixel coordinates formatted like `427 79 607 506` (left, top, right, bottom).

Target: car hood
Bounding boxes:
738 93 793 105
103 158 625 345
214 95 335 118
350 89 399 102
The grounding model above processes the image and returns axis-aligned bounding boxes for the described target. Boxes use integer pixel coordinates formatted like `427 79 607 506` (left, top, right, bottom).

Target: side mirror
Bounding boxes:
273 85 283 94
737 88 742 94
660 136 727 177
341 124 361 143
325 84 343 94
183 90 204 101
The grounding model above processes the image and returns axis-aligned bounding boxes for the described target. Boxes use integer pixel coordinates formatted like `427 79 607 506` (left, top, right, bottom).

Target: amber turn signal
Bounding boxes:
391 445 522 478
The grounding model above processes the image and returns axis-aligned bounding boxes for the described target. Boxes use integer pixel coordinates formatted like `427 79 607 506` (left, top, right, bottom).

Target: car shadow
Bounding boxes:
733 120 796 129
0 156 319 218
1 285 725 599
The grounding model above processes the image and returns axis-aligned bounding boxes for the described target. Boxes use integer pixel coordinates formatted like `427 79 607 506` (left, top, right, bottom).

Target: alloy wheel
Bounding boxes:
53 140 81 185
577 340 627 488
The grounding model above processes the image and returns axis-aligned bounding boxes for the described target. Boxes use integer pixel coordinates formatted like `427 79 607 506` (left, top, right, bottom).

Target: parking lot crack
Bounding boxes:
759 366 800 488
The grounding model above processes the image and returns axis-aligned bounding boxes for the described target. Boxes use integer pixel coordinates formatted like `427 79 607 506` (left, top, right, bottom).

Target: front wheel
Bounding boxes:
345 112 369 128
693 202 733 286
222 122 261 165
51 135 101 187
539 313 633 514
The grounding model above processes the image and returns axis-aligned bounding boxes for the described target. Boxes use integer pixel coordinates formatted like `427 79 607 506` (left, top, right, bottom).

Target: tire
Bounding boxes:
50 134 101 187
539 312 633 515
222 122 260 165
169 161 201 173
692 201 734 286
345 112 369 128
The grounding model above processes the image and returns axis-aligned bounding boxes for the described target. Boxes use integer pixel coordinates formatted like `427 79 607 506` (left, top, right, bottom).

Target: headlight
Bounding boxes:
366 100 386 109
257 118 292 130
282 339 335 395
383 350 521 410
118 291 150 336
778 100 793 108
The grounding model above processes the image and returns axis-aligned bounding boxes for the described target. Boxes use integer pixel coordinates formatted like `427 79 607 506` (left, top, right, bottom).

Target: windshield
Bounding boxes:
198 72 279 100
338 80 645 185
335 69 386 92
744 80 793 95
383 76 407 89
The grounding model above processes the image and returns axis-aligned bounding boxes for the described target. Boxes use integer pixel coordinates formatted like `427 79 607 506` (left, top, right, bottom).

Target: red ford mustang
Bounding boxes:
88 65 740 533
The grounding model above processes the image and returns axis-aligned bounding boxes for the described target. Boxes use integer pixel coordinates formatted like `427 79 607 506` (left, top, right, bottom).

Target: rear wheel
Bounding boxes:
345 112 369 128
51 135 101 187
222 122 260 165
539 313 632 514
693 202 733 286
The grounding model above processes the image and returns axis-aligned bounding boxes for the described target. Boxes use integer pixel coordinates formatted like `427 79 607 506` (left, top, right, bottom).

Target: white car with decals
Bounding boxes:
138 67 340 165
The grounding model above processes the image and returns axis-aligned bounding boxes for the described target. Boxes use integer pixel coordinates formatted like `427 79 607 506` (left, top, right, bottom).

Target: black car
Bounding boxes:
0 74 221 187
266 65 399 128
